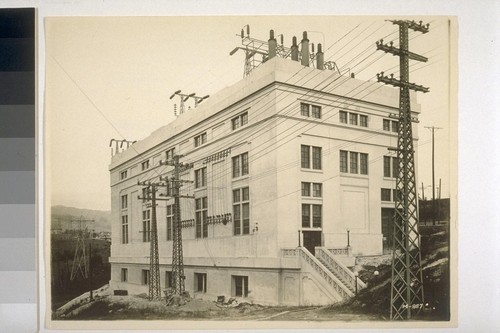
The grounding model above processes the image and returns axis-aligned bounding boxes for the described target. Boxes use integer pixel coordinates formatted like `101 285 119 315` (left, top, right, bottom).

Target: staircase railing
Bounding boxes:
282 247 353 299
316 247 366 291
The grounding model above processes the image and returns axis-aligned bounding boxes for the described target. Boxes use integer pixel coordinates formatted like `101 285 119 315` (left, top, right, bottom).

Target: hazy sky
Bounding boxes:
46 16 453 211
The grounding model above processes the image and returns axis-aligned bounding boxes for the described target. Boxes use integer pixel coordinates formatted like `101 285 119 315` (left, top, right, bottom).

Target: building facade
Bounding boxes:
108 55 420 305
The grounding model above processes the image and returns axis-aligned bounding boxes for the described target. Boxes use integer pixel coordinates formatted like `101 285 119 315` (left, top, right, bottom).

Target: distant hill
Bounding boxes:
51 205 111 232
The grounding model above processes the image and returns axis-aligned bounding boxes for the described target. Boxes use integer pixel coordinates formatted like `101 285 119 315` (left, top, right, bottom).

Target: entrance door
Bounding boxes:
303 231 322 255
381 208 394 254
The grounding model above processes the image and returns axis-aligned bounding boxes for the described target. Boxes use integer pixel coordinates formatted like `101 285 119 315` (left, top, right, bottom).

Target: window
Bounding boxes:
141 188 149 203
166 204 174 241
340 150 348 173
339 111 348 123
166 148 175 161
142 270 150 285
383 119 398 132
392 156 399 178
195 197 208 239
121 215 128 244
194 132 207 147
141 160 150 171
302 182 322 197
301 145 310 168
349 113 358 125
232 275 248 297
341 151 369 175
311 105 321 119
300 103 310 117
194 273 207 293
383 119 390 131
121 194 128 209
312 183 322 197
302 204 322 228
142 210 151 242
165 271 173 288
232 152 249 178
301 102 321 119
233 187 250 235
381 188 392 202
232 112 248 130
301 145 322 170
121 268 128 282
360 153 368 175
360 115 368 127
195 167 207 188
350 152 358 174
301 182 311 196
384 156 398 178
384 156 391 177
120 170 128 180
391 120 398 133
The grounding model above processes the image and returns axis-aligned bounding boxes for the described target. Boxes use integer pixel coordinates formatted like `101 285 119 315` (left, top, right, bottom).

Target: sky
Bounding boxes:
46 15 453 211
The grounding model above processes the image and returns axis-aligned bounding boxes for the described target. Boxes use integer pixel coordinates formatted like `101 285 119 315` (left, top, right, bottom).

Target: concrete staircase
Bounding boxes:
314 247 366 294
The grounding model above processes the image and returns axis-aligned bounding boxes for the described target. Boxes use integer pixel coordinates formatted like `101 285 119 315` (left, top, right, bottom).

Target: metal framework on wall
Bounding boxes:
376 19 430 320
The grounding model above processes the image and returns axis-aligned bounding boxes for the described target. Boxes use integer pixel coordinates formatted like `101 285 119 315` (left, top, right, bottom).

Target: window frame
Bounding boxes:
195 197 208 239
301 182 311 197
349 113 358 125
339 111 348 124
381 188 392 202
302 204 322 228
301 145 322 170
141 160 150 171
232 152 249 178
194 167 207 189
121 194 128 209
232 275 248 297
142 209 151 242
166 204 174 241
360 153 368 175
383 119 391 131
311 105 321 119
340 150 348 173
194 273 207 293
121 268 128 282
142 269 150 285
300 102 310 117
360 114 368 127
120 170 128 180
232 111 249 130
312 183 322 197
166 148 175 161
194 132 207 147
233 187 250 236
121 215 128 244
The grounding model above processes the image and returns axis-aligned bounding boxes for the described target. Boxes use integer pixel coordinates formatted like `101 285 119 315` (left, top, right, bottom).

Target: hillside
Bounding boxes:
51 205 111 232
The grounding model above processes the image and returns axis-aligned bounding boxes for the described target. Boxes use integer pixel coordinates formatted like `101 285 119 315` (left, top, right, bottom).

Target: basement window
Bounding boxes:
142 270 150 285
232 275 248 297
194 273 207 293
121 268 128 282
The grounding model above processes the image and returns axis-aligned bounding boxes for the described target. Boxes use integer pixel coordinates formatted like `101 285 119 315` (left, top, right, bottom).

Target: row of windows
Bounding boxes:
339 111 368 128
340 150 368 175
122 186 251 243
121 268 249 297
383 119 399 132
300 102 322 119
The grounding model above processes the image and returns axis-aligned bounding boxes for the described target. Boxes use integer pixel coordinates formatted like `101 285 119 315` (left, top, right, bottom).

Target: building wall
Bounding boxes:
108 57 420 304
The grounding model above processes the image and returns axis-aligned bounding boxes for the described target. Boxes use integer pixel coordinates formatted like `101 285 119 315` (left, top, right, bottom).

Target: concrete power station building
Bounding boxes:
108 30 420 305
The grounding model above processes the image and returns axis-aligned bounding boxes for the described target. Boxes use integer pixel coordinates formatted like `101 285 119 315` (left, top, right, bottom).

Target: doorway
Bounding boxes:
302 231 322 255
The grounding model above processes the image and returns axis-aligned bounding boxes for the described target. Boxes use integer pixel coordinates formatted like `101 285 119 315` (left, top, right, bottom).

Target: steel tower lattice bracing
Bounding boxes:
137 182 161 300
69 217 94 281
376 19 430 320
148 184 161 300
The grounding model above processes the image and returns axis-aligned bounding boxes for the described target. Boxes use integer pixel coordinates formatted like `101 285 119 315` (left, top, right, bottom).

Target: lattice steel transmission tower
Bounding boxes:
160 154 194 295
138 181 161 300
69 217 94 280
376 19 430 320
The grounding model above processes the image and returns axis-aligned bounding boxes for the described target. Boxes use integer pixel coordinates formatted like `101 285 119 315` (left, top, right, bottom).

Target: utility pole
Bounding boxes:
160 154 194 295
70 217 95 281
376 19 429 320
88 230 93 300
137 181 161 301
425 126 442 225
421 182 425 200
